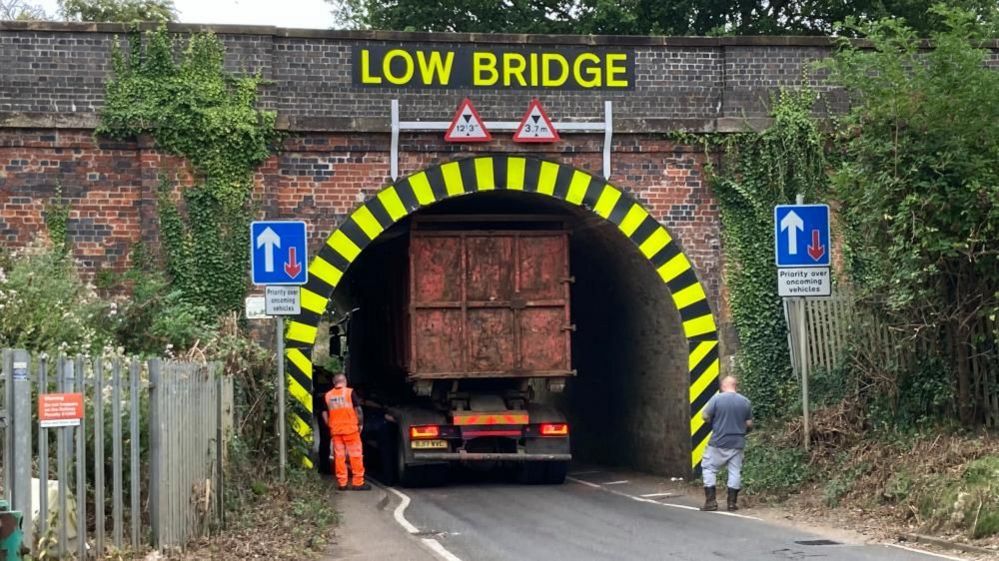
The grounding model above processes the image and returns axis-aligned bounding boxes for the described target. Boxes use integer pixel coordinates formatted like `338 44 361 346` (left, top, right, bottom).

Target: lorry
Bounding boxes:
331 214 575 486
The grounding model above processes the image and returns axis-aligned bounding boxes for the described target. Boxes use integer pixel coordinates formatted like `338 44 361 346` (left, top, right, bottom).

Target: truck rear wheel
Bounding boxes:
395 429 448 488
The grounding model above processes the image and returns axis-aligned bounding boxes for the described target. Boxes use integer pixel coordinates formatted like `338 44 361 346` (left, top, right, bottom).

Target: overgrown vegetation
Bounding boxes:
710 88 828 420
713 5 999 541
98 28 279 318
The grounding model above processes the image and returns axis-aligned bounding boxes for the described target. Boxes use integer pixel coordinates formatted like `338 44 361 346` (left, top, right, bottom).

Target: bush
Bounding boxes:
740 432 813 498
0 241 112 353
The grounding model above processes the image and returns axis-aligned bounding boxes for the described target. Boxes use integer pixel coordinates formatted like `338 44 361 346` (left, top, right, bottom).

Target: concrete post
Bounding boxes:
11 350 32 552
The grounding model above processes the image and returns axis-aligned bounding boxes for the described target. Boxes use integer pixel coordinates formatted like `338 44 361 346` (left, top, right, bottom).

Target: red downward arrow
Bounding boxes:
284 247 302 278
807 229 826 261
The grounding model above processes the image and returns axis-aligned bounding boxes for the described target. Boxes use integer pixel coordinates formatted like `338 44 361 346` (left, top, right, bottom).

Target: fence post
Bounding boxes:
129 358 141 549
11 350 32 550
37 355 49 554
216 368 225 529
112 358 123 547
56 356 69 558
148 358 164 548
94 358 105 557
75 355 87 561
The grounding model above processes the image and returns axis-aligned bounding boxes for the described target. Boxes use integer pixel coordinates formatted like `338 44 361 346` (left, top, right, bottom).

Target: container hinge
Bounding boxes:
561 324 577 332
561 276 576 285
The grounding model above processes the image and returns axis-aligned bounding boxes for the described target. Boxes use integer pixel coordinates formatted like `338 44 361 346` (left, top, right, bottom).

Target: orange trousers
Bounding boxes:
332 431 365 487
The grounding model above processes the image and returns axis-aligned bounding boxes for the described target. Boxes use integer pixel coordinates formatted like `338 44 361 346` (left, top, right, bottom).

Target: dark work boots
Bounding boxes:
727 488 740 511
700 486 718 511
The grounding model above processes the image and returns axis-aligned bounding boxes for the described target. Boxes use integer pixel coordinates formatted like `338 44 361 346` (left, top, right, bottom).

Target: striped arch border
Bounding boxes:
283 156 721 474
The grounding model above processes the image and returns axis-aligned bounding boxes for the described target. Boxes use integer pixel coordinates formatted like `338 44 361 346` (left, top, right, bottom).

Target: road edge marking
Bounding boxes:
381 484 466 561
566 476 761 520
884 543 971 561
385 486 419 534
422 537 464 561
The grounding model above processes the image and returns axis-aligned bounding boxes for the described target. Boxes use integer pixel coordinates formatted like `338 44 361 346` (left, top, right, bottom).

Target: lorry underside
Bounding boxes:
331 215 574 486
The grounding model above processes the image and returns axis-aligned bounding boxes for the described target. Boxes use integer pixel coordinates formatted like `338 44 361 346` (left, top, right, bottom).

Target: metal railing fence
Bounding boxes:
0 351 232 558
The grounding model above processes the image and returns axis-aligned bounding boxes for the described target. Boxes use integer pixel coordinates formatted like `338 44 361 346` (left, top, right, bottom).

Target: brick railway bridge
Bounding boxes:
1 22 845 475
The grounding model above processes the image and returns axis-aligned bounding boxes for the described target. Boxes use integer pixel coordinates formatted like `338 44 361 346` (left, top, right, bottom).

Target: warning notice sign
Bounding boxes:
513 99 559 143
777 267 831 297
444 98 491 142
39 393 84 428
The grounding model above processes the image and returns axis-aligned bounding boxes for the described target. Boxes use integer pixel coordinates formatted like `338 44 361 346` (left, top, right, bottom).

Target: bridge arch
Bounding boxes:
283 155 720 473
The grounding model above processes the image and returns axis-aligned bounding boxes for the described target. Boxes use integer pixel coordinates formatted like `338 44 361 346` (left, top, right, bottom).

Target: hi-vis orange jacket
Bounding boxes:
325 387 359 436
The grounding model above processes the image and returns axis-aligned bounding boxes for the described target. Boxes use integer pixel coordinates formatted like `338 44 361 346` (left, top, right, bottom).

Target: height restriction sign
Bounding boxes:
444 98 491 142
513 98 559 143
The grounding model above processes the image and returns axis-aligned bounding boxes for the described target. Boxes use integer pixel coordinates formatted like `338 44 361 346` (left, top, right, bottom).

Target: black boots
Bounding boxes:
727 488 740 511
701 487 740 511
700 486 718 511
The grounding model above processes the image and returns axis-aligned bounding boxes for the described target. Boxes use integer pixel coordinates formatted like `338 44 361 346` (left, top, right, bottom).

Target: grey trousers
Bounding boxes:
701 445 744 489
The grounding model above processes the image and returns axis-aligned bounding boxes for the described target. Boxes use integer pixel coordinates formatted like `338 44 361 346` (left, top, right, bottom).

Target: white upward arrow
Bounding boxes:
780 211 804 254
256 227 281 272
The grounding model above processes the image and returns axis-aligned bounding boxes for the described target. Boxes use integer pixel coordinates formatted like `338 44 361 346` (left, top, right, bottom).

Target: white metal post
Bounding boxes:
390 99 400 181
277 316 286 481
603 101 613 179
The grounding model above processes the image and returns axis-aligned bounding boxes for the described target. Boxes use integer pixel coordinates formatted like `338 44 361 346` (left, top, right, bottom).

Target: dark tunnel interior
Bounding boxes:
326 191 691 476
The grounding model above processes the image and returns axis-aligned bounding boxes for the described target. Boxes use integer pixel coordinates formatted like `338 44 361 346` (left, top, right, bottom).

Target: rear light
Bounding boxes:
539 423 569 436
410 425 440 439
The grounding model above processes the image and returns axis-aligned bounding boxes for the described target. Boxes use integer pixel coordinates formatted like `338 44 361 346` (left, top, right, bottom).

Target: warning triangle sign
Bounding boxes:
513 99 559 143
444 98 492 142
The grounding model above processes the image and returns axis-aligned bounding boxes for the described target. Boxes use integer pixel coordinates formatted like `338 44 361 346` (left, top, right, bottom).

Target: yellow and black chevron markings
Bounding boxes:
283 156 720 474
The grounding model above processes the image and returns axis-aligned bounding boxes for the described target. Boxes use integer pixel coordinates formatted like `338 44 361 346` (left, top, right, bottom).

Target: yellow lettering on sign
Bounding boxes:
529 52 539 86
574 52 602 88
541 53 569 87
503 52 528 86
417 50 454 85
359 49 381 84
606 53 629 87
473 52 499 86
383 49 414 85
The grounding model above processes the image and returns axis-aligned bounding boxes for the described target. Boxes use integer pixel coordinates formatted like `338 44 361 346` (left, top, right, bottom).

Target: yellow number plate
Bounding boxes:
411 439 448 450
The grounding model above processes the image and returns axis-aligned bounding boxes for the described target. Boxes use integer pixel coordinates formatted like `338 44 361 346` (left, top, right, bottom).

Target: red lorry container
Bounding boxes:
352 216 574 486
408 227 573 380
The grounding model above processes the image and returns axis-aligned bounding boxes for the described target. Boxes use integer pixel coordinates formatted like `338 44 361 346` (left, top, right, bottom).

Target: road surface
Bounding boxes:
346 467 975 561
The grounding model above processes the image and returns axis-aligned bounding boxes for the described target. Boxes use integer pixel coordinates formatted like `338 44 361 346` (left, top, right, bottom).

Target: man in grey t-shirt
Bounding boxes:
700 375 753 511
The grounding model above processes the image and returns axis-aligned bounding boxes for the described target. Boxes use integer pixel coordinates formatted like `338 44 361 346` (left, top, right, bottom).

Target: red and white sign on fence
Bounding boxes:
38 392 84 428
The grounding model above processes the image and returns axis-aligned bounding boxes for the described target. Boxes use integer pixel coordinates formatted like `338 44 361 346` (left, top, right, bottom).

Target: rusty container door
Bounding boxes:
409 229 572 380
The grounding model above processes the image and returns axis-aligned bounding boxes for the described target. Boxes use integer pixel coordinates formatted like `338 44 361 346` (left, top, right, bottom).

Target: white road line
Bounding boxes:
640 492 674 498
884 543 970 561
422 538 464 561
385 486 419 534
567 476 761 519
604 480 630 485
381 485 466 561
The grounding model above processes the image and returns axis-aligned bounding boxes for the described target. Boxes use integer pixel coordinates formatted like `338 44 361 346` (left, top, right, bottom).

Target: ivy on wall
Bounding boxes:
709 89 828 420
97 28 279 316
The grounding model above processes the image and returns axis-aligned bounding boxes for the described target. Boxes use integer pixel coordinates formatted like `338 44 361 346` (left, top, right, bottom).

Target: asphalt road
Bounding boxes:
378 468 971 561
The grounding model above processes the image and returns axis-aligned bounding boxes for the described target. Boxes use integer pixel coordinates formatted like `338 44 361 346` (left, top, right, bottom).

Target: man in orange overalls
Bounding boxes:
321 374 370 491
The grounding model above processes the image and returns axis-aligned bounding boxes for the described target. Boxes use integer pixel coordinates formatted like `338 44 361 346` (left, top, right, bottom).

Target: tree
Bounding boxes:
329 0 999 36
0 0 49 20
825 6 999 425
59 0 176 22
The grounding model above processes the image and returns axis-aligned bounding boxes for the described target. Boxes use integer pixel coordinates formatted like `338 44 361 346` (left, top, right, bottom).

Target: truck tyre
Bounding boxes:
376 425 399 486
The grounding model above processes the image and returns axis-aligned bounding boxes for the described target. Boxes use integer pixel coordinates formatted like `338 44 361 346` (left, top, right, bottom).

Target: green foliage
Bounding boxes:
58 0 176 22
98 28 279 316
710 88 827 419
823 6 999 424
43 187 70 256
917 455 999 538
0 242 112 354
0 0 50 20
332 0 998 36
741 432 813 497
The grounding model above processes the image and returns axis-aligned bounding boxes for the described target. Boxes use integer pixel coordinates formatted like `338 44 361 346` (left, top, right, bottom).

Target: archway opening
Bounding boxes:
327 190 690 475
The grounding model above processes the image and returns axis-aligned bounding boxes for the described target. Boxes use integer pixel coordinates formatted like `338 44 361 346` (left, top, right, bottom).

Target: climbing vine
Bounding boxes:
709 88 828 420
97 28 279 316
